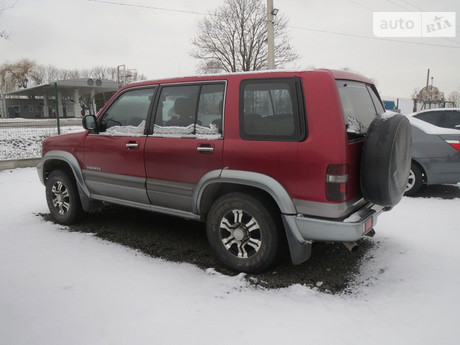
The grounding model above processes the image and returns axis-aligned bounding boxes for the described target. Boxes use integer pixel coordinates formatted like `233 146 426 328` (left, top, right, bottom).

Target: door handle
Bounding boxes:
197 146 214 153
126 142 139 148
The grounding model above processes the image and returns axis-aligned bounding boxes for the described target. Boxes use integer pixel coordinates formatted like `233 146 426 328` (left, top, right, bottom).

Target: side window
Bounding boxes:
154 85 200 133
239 78 304 141
446 111 460 129
100 88 156 135
416 110 460 130
153 83 224 137
415 111 442 127
197 84 225 134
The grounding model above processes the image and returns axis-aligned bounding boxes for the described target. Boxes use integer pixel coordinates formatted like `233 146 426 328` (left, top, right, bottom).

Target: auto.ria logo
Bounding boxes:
373 12 456 37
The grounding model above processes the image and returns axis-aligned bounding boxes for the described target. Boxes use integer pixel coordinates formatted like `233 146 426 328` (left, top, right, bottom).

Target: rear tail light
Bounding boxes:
326 164 349 202
446 140 460 151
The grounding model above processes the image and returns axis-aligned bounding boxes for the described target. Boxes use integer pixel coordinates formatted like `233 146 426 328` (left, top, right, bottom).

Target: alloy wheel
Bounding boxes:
406 169 415 192
219 209 262 259
51 181 70 215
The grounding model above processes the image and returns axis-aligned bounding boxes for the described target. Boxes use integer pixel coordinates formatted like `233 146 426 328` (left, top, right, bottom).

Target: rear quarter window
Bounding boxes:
336 80 384 138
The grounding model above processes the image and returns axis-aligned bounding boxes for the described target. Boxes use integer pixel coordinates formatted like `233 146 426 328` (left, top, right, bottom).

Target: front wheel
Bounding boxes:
45 170 85 225
206 193 281 273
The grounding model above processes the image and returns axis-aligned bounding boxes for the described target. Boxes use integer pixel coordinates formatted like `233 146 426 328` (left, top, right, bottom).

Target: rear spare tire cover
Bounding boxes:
361 114 412 207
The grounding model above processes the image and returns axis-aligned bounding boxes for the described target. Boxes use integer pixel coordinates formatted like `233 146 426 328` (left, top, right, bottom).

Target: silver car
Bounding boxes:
405 109 460 195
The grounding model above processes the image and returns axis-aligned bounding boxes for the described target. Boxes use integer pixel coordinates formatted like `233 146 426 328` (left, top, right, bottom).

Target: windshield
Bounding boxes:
336 80 384 138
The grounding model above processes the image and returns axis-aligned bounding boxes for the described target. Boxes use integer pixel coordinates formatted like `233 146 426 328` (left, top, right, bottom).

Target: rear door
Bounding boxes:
82 87 156 204
144 82 225 212
223 77 306 201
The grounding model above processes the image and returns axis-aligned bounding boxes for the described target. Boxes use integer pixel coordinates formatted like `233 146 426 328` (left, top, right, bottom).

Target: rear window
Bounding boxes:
336 80 384 138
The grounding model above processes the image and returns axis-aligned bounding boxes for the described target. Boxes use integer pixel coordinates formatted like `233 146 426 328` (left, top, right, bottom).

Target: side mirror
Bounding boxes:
82 115 98 133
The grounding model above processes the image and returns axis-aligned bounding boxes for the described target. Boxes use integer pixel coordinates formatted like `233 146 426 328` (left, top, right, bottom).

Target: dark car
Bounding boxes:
405 112 460 195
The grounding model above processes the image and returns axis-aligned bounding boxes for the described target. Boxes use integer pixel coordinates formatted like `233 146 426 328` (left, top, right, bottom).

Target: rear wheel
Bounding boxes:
206 193 280 273
45 170 85 225
405 163 423 196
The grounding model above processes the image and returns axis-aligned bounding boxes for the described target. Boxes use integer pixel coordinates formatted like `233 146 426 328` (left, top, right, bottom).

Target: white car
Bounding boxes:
405 109 460 195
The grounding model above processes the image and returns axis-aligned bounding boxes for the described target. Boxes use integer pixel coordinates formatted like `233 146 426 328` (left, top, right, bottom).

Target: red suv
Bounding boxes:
38 69 411 273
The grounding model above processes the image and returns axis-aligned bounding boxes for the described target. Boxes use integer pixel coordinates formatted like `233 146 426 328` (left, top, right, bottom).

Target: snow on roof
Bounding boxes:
406 107 460 117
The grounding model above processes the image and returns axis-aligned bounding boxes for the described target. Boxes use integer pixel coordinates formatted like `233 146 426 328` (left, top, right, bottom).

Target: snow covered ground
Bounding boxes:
1 168 459 345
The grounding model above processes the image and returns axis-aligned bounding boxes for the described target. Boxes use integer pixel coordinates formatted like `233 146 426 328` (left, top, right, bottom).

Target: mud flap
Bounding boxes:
282 216 312 265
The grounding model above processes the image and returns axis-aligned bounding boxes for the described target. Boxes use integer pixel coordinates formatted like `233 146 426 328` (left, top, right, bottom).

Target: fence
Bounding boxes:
0 117 83 161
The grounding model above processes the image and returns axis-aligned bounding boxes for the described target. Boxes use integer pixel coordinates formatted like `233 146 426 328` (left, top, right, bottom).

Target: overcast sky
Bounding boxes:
1 0 459 98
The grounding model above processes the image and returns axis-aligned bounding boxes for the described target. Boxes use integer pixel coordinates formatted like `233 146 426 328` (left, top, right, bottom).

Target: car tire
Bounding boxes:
45 169 85 225
404 163 423 196
361 114 412 207
206 193 280 273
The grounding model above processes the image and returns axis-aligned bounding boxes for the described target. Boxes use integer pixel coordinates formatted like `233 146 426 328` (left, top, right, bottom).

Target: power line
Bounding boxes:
346 0 374 11
347 0 419 12
398 0 423 11
88 0 208 16
88 0 460 50
288 25 460 49
383 0 414 11
396 0 460 31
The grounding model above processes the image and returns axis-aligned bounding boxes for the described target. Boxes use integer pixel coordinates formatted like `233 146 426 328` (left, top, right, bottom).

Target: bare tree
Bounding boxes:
106 67 118 81
448 91 460 107
191 0 298 73
68 69 81 79
45 65 60 82
1 58 147 92
0 59 40 92
91 66 108 80
412 85 445 104
32 64 47 85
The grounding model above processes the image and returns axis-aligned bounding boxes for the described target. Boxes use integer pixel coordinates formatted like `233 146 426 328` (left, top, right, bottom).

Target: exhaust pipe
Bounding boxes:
364 229 376 238
343 241 359 253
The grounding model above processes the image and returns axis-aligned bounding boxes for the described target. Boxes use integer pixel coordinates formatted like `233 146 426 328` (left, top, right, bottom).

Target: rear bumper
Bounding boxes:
283 203 384 243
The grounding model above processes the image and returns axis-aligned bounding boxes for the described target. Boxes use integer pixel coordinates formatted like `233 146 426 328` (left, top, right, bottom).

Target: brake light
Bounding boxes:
365 218 373 232
326 164 349 202
447 140 460 151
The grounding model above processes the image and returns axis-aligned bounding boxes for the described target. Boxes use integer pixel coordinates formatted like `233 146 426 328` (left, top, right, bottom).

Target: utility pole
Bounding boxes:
267 0 277 69
117 64 126 88
423 68 430 110
54 82 61 135
430 76 434 109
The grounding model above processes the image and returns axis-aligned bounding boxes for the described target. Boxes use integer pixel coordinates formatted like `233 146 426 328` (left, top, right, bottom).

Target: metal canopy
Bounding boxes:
6 78 119 98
